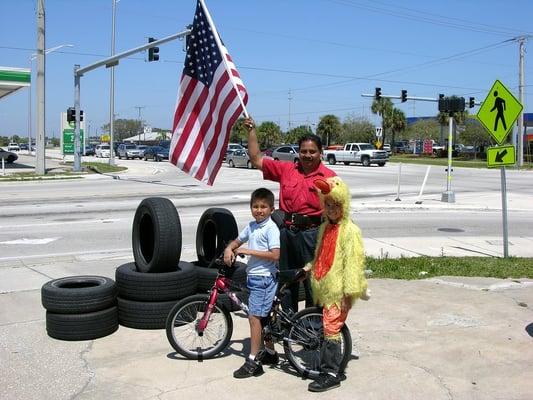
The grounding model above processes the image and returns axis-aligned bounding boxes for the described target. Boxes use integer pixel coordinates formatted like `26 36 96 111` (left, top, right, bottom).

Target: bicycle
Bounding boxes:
165 256 352 379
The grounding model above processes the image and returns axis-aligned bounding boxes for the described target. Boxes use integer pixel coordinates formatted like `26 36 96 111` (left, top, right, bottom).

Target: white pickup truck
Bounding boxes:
322 143 389 166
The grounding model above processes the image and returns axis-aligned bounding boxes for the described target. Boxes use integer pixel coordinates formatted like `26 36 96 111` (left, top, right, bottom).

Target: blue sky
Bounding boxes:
1 0 532 139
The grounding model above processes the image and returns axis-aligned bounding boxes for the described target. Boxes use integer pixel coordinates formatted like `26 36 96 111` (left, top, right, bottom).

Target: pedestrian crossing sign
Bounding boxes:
476 80 523 145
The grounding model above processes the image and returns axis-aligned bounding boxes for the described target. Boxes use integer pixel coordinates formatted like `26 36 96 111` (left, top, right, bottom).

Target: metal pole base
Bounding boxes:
441 191 456 203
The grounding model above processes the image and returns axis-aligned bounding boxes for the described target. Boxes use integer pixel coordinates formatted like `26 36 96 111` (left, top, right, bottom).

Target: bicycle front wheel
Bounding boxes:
283 307 352 379
166 294 233 359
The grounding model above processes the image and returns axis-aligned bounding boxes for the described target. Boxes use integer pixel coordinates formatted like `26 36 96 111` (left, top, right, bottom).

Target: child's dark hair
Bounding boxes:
298 134 323 152
250 188 275 208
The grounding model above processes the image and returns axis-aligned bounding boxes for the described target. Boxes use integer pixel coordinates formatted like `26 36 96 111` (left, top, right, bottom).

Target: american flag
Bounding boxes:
170 1 248 185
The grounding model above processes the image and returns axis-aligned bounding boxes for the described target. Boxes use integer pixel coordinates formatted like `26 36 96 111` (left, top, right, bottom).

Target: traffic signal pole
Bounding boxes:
72 28 191 172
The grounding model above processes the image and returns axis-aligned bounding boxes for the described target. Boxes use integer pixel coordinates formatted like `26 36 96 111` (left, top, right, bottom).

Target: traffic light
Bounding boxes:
438 94 445 112
67 107 83 122
401 89 407 103
67 107 75 123
469 97 475 108
374 87 382 100
148 37 159 62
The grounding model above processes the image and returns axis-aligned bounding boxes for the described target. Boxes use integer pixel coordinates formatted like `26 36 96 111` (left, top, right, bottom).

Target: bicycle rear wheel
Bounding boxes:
283 307 352 379
166 294 233 359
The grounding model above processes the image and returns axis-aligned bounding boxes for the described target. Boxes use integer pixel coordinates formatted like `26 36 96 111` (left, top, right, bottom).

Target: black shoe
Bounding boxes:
233 359 264 379
256 349 279 365
308 373 341 392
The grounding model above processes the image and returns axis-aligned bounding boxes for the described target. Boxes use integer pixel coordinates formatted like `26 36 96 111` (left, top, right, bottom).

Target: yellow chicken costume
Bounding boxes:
305 176 368 392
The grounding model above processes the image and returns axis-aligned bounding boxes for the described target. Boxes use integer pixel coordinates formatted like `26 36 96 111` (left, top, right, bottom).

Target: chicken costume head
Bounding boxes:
314 176 351 222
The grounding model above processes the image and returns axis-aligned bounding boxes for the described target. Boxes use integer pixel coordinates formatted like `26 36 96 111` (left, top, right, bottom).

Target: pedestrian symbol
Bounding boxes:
477 80 523 145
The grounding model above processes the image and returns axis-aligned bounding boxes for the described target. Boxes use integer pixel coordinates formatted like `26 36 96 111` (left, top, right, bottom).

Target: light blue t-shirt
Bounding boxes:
238 216 280 276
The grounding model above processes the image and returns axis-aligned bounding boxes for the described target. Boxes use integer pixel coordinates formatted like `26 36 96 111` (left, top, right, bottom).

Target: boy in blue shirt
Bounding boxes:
224 188 281 379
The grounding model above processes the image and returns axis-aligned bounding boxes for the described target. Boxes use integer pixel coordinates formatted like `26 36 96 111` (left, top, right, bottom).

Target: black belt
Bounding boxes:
284 212 322 229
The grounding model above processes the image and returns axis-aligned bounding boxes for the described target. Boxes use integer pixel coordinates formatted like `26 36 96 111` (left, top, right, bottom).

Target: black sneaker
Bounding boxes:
233 359 264 379
308 373 341 392
256 349 279 365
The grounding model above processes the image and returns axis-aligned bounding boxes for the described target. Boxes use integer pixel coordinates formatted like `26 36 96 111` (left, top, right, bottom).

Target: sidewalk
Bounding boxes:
1 250 532 399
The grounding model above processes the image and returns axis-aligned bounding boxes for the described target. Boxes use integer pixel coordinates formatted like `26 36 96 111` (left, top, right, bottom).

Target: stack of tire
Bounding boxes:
116 197 196 329
41 196 248 340
116 198 247 330
42 276 118 341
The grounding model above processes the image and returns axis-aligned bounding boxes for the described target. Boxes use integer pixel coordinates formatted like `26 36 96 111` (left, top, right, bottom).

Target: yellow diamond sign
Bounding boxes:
477 80 523 145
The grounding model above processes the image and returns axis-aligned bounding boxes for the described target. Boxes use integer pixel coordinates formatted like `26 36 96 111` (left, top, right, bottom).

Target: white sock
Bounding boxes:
248 354 256 362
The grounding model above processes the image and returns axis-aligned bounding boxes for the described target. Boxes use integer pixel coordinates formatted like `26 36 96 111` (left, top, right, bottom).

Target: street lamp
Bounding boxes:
28 44 73 154
109 0 119 165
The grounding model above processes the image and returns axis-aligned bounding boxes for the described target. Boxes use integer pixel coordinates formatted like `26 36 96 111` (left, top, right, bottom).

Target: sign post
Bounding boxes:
477 80 522 257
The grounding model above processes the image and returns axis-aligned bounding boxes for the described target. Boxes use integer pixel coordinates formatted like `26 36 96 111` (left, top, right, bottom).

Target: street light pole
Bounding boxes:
35 0 46 175
109 0 117 165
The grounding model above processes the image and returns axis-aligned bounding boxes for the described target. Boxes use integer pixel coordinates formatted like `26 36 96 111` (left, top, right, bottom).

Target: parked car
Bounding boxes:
19 143 29 151
0 147 18 164
225 143 245 160
136 145 148 157
143 146 169 161
95 143 111 158
84 145 95 156
322 143 388 166
261 147 276 158
393 141 410 153
382 144 392 156
271 144 299 162
7 143 20 151
227 149 254 169
117 143 143 159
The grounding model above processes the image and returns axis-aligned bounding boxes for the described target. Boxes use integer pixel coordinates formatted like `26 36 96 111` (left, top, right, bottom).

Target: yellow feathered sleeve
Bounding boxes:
341 221 368 305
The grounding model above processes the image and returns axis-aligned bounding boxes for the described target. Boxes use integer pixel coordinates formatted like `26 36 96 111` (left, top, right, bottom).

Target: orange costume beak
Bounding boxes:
314 178 331 195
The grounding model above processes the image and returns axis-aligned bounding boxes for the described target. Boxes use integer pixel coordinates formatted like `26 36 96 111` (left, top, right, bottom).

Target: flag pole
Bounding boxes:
199 0 249 118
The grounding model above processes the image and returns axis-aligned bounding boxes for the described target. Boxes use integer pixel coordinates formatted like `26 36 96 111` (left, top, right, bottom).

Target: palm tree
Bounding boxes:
389 108 406 151
371 98 393 145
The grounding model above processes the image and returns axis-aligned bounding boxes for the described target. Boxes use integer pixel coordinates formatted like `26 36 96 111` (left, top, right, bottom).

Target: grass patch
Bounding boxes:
367 256 533 280
60 161 127 174
0 172 82 181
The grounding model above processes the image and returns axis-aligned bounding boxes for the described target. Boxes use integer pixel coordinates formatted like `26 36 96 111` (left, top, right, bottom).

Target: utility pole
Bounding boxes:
134 105 145 142
35 0 46 175
517 36 526 167
288 89 292 132
109 0 117 165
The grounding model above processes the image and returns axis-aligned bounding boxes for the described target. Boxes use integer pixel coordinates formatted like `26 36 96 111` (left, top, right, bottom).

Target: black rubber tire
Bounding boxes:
343 161 350 166
132 197 182 273
41 276 117 314
115 261 197 302
166 294 233 359
362 156 370 167
229 160 235 168
7 155 16 164
117 297 177 330
378 162 386 167
327 155 336 165
46 306 119 341
283 307 352 379
195 208 238 267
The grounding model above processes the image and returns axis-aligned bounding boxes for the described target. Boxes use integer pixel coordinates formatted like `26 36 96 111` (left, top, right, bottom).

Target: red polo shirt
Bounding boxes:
263 158 336 217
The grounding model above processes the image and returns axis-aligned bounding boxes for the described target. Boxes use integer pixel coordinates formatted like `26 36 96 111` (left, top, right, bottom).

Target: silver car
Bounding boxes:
227 149 254 169
271 144 299 162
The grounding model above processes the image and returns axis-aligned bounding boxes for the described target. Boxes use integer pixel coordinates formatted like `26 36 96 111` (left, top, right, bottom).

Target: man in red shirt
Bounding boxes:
245 117 336 313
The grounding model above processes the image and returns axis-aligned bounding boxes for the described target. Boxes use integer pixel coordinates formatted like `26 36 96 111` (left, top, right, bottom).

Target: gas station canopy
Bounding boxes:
0 67 30 100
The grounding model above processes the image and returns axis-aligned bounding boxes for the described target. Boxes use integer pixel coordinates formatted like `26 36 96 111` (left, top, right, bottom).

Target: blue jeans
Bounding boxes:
247 274 278 317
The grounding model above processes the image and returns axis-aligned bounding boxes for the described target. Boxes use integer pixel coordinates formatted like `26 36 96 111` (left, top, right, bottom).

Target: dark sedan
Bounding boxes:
0 147 18 164
143 146 169 162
